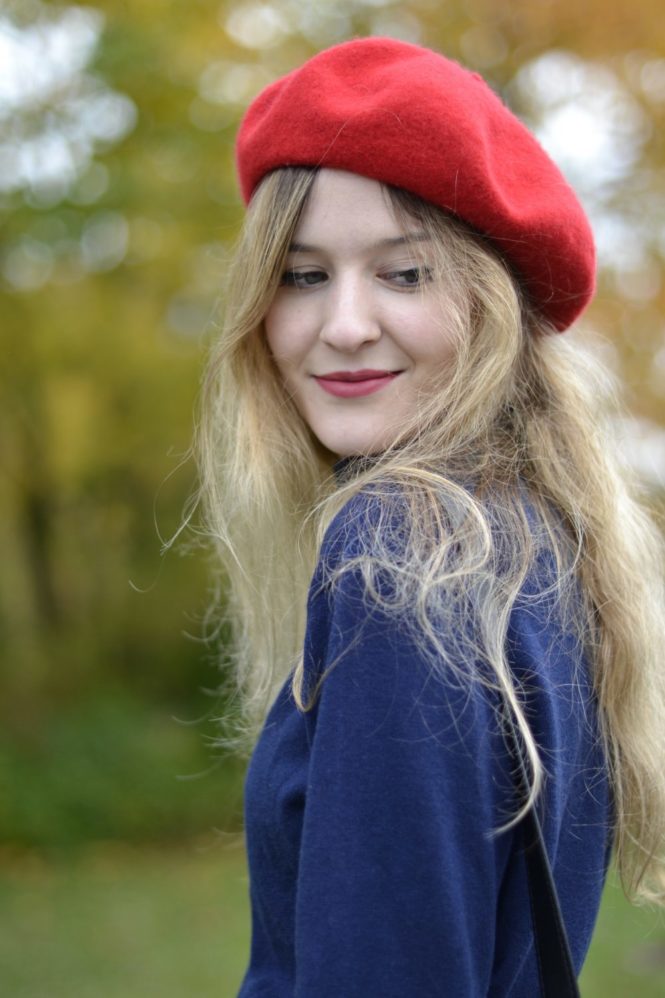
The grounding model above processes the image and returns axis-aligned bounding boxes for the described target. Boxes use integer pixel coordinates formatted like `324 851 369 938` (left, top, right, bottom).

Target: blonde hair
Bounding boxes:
198 167 665 904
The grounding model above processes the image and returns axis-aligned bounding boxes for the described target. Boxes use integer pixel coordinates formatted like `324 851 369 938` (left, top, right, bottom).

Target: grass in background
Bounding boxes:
580 872 665 996
0 840 250 998
1 844 664 997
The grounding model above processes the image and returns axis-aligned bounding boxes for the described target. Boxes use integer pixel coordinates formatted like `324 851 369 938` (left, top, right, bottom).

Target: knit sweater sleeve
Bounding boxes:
292 510 516 998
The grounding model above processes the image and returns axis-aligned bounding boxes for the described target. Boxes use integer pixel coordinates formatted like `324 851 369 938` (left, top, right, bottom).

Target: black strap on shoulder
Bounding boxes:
504 710 581 998
522 802 581 997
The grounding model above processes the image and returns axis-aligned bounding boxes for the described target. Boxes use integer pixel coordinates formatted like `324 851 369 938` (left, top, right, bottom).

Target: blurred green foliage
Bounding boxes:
0 694 245 850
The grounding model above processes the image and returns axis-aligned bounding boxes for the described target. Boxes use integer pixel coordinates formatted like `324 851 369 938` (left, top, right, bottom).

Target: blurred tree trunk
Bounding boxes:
20 477 60 630
16 409 61 631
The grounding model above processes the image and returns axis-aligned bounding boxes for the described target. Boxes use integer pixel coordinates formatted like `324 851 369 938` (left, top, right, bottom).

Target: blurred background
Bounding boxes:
1 0 664 994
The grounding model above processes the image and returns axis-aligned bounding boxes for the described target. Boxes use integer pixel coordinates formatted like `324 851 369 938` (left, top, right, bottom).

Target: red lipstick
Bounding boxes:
314 369 400 398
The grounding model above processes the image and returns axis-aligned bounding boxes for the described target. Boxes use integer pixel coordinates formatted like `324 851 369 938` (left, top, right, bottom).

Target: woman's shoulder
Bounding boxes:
313 476 583 661
319 474 568 564
319 486 390 564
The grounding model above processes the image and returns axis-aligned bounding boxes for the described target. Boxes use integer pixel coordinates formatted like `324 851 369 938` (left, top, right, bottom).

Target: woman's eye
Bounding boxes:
384 266 433 288
280 269 327 289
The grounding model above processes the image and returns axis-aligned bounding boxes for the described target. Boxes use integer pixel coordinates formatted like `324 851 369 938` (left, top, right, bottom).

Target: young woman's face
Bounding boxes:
264 169 460 457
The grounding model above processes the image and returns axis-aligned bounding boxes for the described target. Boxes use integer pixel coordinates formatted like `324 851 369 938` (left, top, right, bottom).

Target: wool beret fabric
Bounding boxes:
235 37 596 331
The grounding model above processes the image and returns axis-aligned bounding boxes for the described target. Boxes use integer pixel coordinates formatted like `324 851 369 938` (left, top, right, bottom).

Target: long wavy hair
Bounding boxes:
197 166 665 904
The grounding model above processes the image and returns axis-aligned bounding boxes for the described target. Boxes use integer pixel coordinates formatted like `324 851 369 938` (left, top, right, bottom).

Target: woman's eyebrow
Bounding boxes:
287 232 431 253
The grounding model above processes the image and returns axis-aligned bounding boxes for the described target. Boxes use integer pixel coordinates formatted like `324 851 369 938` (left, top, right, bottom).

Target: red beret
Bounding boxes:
235 38 596 331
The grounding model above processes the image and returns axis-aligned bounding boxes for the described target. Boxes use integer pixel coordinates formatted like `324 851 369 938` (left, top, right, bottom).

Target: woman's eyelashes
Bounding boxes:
383 266 433 288
279 264 433 290
280 268 327 288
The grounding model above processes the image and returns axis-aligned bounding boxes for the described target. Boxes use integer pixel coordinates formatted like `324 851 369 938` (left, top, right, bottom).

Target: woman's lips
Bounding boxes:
314 370 401 398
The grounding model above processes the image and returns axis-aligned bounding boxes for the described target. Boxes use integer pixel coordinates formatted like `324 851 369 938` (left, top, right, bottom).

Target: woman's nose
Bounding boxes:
319 276 381 351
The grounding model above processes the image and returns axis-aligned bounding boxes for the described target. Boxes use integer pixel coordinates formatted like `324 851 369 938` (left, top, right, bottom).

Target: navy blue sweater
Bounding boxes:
238 494 612 997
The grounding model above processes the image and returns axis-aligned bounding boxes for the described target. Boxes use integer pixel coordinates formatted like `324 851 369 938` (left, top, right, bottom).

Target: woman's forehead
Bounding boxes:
292 169 428 252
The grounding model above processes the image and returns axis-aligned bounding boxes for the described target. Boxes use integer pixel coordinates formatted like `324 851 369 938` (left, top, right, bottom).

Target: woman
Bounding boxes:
198 38 665 996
